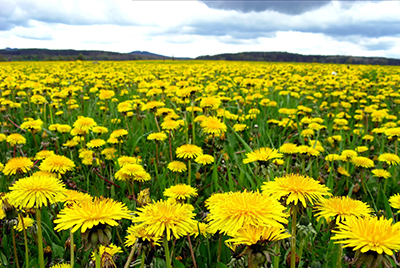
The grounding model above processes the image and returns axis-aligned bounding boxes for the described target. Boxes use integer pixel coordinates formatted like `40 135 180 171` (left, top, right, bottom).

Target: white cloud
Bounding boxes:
0 0 400 59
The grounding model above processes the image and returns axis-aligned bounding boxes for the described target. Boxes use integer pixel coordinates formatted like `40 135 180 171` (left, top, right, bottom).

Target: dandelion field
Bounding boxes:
1 60 400 268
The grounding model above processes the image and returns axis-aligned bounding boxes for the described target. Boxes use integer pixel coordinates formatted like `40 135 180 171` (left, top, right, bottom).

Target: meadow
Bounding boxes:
1 60 400 268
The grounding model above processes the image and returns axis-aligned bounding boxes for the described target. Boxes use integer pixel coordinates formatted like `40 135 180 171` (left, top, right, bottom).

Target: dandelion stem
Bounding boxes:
36 208 45 268
19 214 29 268
188 159 192 186
163 236 172 268
70 229 74 268
95 249 101 268
273 243 280 268
217 233 223 263
124 244 137 268
11 227 20 268
140 249 145 268
168 130 173 162
290 204 298 268
187 234 197 268
336 243 342 268
191 99 195 144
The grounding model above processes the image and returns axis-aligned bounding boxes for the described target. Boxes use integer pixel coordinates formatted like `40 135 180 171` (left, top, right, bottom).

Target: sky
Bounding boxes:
1 0 400 59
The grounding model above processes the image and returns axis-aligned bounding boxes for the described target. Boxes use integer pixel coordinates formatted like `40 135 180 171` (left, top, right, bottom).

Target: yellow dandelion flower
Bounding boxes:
384 127 400 138
87 139 106 149
3 157 33 176
54 197 133 233
167 161 187 172
115 164 145 181
147 132 167 142
73 116 97 132
205 191 289 236
110 129 128 139
164 184 198 200
314 196 372 223
325 154 340 161
7 133 26 146
243 147 283 164
20 119 43 132
131 199 197 241
191 222 210 238
59 189 92 206
14 216 35 232
98 89 115 100
117 156 142 167
176 144 203 159
195 154 214 165
262 173 331 207
332 216 400 255
35 150 55 160
378 153 400 166
201 116 227 135
372 169 391 179
141 101 165 111
161 120 183 131
125 224 161 247
92 126 108 134
49 264 71 268
337 166 350 177
225 224 291 246
340 150 358 161
389 194 400 210
233 124 248 132
101 147 117 160
133 170 151 182
351 156 374 168
39 155 75 174
7 175 67 209
91 243 122 260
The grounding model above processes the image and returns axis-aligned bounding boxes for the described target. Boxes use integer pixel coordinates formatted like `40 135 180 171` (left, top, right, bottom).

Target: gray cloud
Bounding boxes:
362 41 397 51
0 0 138 31
198 0 332 15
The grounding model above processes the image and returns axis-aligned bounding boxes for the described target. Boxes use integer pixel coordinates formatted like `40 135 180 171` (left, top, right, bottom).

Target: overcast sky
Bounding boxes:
1 0 400 59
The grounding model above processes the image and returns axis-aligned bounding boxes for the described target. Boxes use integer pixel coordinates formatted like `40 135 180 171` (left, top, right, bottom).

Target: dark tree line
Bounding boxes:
196 52 400 66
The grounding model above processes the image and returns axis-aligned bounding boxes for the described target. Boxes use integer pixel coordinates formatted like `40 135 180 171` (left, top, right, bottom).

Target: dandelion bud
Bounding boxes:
137 188 151 207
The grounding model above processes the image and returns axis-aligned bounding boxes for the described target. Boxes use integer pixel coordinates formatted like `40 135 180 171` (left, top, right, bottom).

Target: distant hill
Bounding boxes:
196 51 400 65
0 48 189 61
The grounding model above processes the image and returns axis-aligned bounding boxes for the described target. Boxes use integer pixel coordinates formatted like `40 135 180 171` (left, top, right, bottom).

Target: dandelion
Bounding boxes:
372 169 391 179
378 153 400 166
117 156 142 167
205 191 289 236
314 196 372 224
164 184 198 201
3 157 33 176
14 216 35 232
87 139 106 149
262 173 331 268
20 119 43 133
6 133 26 146
8 175 67 268
201 116 227 135
39 155 75 175
54 197 133 233
195 154 214 165
262 173 331 207
73 116 97 132
332 216 400 256
243 147 282 164
176 144 203 159
147 132 167 142
389 194 400 210
351 156 374 168
167 161 187 172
